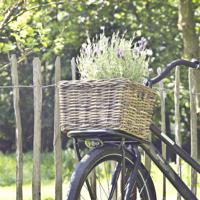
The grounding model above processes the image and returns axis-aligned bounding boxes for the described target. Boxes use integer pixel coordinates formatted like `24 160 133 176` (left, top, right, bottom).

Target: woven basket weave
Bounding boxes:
59 78 156 140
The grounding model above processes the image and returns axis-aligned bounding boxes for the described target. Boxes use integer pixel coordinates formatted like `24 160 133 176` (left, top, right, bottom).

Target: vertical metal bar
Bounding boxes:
108 163 121 200
73 138 81 161
121 138 125 200
111 161 118 200
124 146 141 199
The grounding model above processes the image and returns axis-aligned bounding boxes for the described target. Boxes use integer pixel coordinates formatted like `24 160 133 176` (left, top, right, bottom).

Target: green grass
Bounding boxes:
0 151 199 199
0 149 76 186
0 150 74 200
0 181 71 200
0 181 56 200
151 161 200 199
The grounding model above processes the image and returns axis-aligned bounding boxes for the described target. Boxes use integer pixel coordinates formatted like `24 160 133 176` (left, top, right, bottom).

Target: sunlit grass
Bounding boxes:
151 161 200 199
0 152 199 200
0 182 54 200
0 168 199 200
0 180 70 200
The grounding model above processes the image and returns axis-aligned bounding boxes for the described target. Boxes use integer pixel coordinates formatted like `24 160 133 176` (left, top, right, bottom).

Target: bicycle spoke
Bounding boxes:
97 173 109 199
139 176 149 196
67 145 156 200
81 178 96 200
75 151 155 200
80 193 87 200
128 185 137 200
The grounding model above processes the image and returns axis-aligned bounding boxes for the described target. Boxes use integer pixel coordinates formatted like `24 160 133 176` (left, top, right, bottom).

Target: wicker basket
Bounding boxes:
59 78 156 140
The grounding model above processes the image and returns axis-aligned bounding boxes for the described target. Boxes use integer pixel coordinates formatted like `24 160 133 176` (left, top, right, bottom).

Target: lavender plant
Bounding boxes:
76 32 151 83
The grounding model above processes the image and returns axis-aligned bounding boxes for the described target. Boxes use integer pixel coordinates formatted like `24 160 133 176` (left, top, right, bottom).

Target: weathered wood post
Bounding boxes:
144 136 152 172
144 69 152 173
174 66 182 200
71 57 76 80
11 54 23 200
157 67 166 200
32 57 42 200
54 57 62 200
189 68 197 194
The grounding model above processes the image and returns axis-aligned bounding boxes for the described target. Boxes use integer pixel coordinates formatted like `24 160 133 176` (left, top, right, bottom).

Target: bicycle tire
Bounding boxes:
65 145 157 200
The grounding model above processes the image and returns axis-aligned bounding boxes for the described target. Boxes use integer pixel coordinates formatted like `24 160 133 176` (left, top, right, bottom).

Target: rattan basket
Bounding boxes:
59 78 156 140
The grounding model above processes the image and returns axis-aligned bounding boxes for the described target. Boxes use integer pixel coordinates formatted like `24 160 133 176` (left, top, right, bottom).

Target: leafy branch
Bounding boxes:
0 0 25 31
0 1 65 32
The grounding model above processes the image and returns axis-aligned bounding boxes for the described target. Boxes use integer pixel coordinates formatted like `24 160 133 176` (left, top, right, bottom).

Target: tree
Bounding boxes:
0 0 199 151
178 0 200 110
178 0 199 195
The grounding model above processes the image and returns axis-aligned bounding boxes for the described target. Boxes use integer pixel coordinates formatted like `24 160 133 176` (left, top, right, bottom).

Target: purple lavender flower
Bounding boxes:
134 37 148 55
116 48 124 59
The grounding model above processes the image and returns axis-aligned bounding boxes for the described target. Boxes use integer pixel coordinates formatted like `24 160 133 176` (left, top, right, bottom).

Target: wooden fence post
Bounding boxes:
71 57 76 80
174 66 182 200
157 68 166 200
189 68 197 195
144 137 152 172
11 54 23 200
144 140 151 172
54 57 62 200
32 57 42 200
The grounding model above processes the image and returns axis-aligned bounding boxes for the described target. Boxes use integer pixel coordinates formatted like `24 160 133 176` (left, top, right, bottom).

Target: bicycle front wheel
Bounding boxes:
65 145 157 200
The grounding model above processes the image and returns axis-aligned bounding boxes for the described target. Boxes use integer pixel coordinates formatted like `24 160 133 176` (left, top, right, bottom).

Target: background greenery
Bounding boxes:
0 1 199 199
0 0 199 152
0 149 76 186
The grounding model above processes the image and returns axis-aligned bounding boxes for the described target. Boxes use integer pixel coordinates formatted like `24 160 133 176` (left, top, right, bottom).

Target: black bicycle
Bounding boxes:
65 59 200 200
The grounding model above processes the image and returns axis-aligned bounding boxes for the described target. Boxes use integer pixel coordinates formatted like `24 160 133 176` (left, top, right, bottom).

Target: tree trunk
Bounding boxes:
178 0 199 195
178 0 200 111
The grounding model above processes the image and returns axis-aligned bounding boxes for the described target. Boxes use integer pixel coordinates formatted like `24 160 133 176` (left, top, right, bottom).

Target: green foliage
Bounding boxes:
77 32 150 82
62 148 76 180
0 152 16 186
0 150 76 186
0 0 199 150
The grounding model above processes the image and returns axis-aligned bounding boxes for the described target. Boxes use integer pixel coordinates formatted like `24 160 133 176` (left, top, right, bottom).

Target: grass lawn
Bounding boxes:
0 180 70 200
0 163 199 200
151 162 200 199
0 151 199 199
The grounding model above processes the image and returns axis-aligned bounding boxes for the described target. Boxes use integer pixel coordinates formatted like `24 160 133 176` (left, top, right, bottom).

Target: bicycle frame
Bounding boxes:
69 125 200 200
141 123 200 200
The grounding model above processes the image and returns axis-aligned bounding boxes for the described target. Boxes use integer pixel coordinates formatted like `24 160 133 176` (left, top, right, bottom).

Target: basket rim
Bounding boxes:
59 78 157 94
